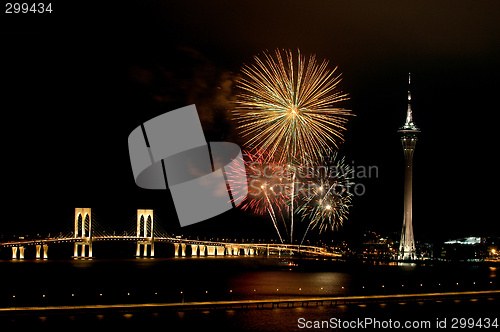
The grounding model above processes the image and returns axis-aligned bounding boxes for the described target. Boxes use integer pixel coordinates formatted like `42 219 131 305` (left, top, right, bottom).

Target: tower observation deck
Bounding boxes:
398 73 420 260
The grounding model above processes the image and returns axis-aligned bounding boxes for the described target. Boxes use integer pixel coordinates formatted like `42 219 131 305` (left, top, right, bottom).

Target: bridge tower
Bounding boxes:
74 208 92 258
35 243 48 259
136 209 154 257
11 246 22 259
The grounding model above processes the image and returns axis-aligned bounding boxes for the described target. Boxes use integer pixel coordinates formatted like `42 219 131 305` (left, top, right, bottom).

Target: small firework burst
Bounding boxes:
225 150 295 243
295 153 353 243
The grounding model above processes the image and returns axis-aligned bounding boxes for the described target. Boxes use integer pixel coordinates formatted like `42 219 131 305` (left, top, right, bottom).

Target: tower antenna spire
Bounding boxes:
402 72 418 130
408 72 411 101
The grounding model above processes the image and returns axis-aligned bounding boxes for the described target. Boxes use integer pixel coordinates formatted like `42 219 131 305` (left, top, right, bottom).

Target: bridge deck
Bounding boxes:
0 236 341 257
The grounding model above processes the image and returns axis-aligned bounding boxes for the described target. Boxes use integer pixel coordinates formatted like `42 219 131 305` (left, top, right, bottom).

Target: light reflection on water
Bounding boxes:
0 257 497 307
228 271 351 299
489 266 497 278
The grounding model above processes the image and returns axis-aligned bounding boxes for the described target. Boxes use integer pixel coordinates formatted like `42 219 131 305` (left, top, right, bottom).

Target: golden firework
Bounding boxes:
232 48 353 164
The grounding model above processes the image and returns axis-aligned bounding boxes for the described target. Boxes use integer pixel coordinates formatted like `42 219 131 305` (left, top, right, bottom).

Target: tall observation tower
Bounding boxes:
398 73 420 260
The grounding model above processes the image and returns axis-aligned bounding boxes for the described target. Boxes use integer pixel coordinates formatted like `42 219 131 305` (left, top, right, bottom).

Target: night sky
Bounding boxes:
2 0 499 242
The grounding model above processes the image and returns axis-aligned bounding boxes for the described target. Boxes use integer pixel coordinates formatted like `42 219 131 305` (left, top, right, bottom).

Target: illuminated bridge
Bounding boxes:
0 208 340 260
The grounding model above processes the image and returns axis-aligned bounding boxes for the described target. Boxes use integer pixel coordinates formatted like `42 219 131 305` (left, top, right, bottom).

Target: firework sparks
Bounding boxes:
232 48 353 164
226 150 353 243
225 150 296 243
295 153 353 244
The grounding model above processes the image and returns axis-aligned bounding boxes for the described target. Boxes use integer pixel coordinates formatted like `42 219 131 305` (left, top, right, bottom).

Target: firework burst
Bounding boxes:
295 153 353 244
232 48 353 164
225 150 297 243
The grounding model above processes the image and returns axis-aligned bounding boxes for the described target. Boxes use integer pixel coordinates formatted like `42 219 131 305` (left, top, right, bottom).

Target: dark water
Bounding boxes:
0 257 498 331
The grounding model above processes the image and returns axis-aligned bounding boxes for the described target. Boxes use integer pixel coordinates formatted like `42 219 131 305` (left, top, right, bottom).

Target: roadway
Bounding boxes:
1 290 498 315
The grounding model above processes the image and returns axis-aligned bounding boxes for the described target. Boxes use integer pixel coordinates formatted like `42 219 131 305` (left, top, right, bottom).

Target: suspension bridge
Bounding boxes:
0 208 341 260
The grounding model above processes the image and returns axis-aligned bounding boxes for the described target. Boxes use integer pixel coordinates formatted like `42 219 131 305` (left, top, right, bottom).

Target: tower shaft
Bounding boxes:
400 135 417 259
